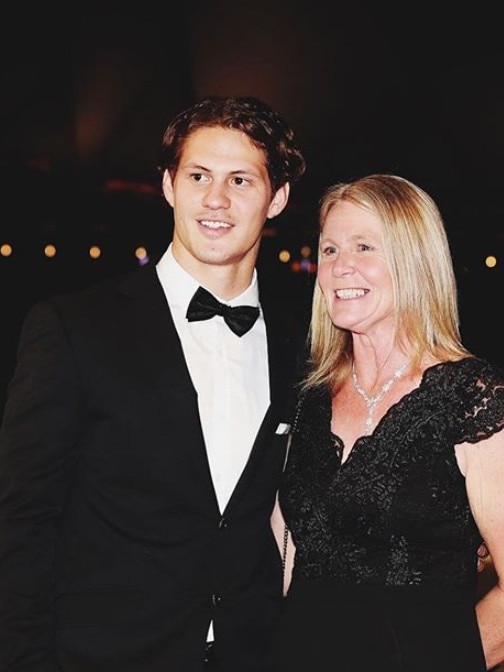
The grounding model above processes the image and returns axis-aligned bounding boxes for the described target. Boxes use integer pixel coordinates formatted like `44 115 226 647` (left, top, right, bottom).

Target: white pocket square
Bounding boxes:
275 422 291 435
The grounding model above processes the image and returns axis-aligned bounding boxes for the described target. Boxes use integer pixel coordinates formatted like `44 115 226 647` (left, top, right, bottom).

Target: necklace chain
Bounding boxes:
351 361 409 435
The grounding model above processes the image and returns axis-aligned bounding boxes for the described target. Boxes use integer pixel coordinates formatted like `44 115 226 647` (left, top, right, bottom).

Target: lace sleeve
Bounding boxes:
455 359 504 444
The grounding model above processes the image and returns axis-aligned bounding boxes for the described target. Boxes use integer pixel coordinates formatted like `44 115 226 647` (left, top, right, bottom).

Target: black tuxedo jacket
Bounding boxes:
0 265 305 672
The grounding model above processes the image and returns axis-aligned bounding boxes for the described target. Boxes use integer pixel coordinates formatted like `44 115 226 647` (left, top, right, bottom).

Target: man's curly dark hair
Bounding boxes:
159 96 306 193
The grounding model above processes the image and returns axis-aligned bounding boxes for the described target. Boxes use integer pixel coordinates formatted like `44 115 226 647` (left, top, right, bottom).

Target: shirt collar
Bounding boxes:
156 243 259 312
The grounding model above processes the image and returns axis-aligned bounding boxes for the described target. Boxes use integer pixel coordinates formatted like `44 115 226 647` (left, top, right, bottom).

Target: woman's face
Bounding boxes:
317 200 395 338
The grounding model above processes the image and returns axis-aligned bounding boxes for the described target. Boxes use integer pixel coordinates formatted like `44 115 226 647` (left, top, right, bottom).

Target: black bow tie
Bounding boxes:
186 286 260 337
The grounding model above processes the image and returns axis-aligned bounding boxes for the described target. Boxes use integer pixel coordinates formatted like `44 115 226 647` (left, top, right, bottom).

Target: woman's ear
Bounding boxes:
267 182 290 219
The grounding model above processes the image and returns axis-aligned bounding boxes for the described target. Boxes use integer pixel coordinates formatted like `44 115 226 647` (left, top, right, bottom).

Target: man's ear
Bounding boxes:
267 183 290 220
162 169 175 207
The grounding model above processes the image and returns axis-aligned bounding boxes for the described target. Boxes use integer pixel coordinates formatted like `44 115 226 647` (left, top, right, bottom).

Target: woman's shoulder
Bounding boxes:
424 356 504 388
433 357 504 444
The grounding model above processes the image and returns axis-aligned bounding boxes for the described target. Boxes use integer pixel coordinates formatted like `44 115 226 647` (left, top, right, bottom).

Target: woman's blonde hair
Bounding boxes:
304 174 471 391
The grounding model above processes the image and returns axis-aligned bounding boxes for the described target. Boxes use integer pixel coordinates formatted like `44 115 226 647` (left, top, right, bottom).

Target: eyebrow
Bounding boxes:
181 162 262 177
320 232 375 242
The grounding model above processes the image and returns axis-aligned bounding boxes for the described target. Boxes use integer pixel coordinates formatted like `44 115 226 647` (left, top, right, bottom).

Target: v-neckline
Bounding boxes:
329 369 432 465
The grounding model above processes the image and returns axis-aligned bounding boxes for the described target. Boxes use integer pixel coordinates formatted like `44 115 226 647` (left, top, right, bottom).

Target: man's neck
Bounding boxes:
170 244 257 301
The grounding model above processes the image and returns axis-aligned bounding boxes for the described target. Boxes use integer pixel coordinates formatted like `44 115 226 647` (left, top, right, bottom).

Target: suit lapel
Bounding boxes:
113 266 219 507
224 284 303 511
115 265 195 398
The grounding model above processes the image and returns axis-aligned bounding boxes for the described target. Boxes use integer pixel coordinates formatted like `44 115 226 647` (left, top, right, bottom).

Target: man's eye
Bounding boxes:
190 173 209 183
232 176 248 186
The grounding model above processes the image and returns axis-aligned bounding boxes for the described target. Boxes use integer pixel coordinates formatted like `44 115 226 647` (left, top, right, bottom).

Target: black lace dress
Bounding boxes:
275 358 504 672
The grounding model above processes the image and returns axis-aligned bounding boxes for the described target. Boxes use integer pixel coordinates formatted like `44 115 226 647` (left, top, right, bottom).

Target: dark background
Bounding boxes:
1 1 503 409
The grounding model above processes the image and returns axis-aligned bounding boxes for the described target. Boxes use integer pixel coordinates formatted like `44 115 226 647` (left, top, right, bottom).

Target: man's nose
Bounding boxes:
202 181 231 209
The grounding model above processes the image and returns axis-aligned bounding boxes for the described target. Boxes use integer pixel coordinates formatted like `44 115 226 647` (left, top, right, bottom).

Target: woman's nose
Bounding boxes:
331 251 354 275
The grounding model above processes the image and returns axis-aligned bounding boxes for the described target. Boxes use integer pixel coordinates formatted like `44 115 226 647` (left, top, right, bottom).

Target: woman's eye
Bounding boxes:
358 243 373 252
321 245 337 256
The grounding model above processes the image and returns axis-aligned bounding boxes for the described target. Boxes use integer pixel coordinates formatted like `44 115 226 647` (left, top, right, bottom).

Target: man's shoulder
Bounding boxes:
51 264 158 307
21 265 160 330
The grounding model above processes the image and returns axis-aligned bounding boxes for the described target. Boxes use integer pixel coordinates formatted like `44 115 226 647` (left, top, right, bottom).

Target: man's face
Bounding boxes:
163 126 289 285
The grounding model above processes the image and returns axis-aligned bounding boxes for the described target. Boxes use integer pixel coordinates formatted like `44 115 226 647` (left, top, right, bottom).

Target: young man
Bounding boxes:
0 96 306 672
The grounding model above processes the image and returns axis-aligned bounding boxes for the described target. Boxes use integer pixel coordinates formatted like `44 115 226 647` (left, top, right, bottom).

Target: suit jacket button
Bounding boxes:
218 517 228 530
212 593 221 607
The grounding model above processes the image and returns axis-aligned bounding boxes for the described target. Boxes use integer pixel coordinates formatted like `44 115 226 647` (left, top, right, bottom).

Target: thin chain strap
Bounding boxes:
282 519 290 571
281 395 302 573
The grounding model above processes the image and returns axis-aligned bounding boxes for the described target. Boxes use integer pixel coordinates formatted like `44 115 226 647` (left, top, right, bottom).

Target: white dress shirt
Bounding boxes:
156 244 270 513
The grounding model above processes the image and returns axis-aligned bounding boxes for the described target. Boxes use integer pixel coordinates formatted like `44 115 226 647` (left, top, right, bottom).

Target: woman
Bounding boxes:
271 174 504 671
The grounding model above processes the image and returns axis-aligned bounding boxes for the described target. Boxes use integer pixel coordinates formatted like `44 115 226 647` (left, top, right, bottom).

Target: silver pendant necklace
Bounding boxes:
351 361 409 435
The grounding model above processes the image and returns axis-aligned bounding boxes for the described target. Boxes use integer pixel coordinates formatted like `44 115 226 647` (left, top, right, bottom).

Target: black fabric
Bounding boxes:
0 265 297 672
204 641 217 667
274 581 486 672
186 286 259 336
275 357 504 671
